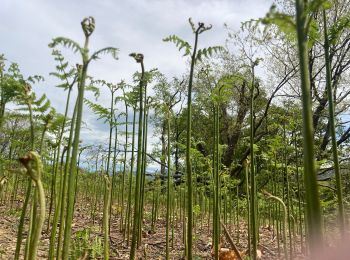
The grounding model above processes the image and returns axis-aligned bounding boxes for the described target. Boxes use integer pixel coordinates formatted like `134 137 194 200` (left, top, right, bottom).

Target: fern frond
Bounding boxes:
33 94 51 113
48 37 83 54
163 35 192 56
261 5 296 38
37 99 51 113
50 72 67 81
329 15 350 45
89 47 119 62
33 94 47 106
195 46 224 62
85 85 100 99
84 98 110 119
27 75 44 83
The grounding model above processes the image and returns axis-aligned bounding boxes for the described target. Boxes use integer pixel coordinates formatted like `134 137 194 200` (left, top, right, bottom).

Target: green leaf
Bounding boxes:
261 4 296 41
89 47 119 61
49 37 82 54
195 46 224 62
84 99 110 120
307 0 332 13
329 16 350 45
163 35 192 56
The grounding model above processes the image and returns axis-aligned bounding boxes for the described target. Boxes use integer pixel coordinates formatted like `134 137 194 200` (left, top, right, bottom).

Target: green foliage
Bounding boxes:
33 94 51 113
89 47 119 61
307 0 332 13
84 98 110 122
195 46 224 62
2 6 350 260
16 92 51 118
329 15 350 45
261 4 296 40
50 50 77 90
72 228 103 259
163 35 192 56
48 37 82 54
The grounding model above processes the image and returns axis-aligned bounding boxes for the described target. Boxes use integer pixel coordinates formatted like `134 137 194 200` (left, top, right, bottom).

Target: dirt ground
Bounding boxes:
0 197 308 260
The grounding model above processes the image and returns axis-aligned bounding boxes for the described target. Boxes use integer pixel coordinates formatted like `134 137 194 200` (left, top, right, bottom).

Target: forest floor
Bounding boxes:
0 195 312 260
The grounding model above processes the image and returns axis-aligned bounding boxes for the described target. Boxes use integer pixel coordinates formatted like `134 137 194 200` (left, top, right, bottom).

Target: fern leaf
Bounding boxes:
89 47 119 61
84 98 110 119
195 46 223 62
48 37 82 54
33 94 47 106
163 35 192 56
37 99 51 113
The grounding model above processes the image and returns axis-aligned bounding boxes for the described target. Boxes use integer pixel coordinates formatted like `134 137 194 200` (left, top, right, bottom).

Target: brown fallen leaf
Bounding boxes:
219 249 237 260
212 247 246 260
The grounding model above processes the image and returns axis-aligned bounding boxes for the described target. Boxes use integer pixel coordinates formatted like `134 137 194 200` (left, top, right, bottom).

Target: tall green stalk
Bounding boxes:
103 83 117 258
263 190 288 260
249 62 258 260
14 84 36 260
126 107 137 245
138 95 149 245
62 26 90 259
102 83 120 243
185 20 207 260
163 20 219 258
244 159 251 255
121 99 129 235
130 53 145 260
48 54 77 221
49 17 118 259
213 104 220 260
322 9 344 233
294 132 304 250
166 109 171 260
295 0 323 254
103 175 111 260
56 101 78 260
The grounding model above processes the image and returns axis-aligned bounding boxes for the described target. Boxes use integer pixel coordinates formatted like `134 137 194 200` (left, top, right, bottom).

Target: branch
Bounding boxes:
221 222 243 260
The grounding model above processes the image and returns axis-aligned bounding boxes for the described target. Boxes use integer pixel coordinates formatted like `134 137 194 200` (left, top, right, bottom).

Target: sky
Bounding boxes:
1 0 274 170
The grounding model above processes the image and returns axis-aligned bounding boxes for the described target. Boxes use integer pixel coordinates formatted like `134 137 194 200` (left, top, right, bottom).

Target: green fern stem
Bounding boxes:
322 9 345 234
295 0 323 254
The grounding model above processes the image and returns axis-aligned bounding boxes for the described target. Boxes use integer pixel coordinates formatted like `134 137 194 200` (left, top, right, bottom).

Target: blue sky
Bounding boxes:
1 0 273 170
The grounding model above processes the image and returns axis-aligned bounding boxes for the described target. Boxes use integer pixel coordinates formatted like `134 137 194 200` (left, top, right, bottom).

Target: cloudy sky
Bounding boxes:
1 0 273 169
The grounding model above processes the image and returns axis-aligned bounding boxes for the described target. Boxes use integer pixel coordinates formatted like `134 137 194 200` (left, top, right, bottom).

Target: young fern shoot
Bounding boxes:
18 151 45 260
163 18 222 259
48 16 118 259
129 52 145 260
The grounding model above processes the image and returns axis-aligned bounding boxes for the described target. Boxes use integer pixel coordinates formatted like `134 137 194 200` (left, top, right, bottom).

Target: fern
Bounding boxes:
163 35 192 56
34 97 51 114
307 0 331 14
84 98 110 122
27 75 44 84
195 46 224 62
50 49 77 91
329 15 350 45
85 84 100 99
48 37 83 54
33 94 47 107
261 4 296 38
89 47 119 62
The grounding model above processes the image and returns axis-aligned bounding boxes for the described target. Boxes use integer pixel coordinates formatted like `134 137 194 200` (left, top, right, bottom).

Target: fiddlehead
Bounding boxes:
129 53 144 63
18 151 46 260
81 16 95 37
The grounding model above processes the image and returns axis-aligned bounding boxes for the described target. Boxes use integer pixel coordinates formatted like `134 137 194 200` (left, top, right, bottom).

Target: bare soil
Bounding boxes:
0 195 312 260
